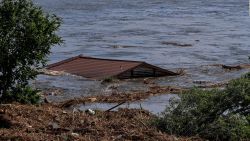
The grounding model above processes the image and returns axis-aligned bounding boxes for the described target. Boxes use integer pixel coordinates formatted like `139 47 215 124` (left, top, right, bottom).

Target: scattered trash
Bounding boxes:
85 109 95 115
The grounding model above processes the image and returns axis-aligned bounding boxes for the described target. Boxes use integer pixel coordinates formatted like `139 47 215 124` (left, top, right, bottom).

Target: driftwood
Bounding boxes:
161 41 192 47
222 65 242 70
106 102 126 112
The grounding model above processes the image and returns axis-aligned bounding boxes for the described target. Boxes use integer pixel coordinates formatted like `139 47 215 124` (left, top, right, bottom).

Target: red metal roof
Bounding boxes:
47 55 177 79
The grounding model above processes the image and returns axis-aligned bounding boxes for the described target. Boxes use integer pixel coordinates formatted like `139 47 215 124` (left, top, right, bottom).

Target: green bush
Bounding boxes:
2 86 40 104
0 0 62 103
153 73 250 141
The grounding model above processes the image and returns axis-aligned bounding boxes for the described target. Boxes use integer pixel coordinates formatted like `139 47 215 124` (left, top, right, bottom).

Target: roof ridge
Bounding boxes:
46 55 81 69
78 55 144 63
46 55 144 69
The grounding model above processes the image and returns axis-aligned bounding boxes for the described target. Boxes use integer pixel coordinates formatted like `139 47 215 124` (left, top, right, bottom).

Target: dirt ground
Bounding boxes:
0 103 202 141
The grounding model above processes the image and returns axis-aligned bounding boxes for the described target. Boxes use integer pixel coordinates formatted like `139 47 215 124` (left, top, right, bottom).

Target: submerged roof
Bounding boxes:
47 55 177 79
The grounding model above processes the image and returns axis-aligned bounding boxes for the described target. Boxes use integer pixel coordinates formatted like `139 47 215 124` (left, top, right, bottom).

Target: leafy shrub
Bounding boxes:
0 0 62 103
153 73 250 141
2 86 40 104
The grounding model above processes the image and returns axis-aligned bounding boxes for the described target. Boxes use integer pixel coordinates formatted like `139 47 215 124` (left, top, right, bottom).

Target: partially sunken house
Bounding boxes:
47 55 178 79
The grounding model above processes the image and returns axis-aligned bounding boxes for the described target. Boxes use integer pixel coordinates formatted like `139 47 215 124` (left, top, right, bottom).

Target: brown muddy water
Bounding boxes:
32 0 250 113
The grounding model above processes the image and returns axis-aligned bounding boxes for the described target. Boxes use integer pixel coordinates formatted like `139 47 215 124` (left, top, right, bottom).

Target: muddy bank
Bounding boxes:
0 104 202 141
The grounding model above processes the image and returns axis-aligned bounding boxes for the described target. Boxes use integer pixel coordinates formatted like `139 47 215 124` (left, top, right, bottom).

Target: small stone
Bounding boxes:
62 111 67 114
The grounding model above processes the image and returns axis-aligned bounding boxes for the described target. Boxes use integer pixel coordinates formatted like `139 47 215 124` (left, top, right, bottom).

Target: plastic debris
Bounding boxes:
85 109 95 115
71 132 80 137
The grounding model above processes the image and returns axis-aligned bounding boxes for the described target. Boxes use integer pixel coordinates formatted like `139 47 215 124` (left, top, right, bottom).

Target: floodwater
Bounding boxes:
77 94 178 114
32 0 250 107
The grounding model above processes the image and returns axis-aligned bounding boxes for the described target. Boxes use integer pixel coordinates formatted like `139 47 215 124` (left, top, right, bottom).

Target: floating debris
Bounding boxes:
161 41 193 47
222 65 242 70
112 45 138 48
85 109 95 115
39 69 66 76
203 64 250 70
57 85 186 108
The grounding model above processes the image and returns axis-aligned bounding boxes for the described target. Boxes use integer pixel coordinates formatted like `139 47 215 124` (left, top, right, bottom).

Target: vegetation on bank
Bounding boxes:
0 0 62 104
153 72 250 141
0 104 199 141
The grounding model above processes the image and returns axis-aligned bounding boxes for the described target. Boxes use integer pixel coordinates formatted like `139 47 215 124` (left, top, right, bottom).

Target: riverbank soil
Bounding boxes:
0 104 202 141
